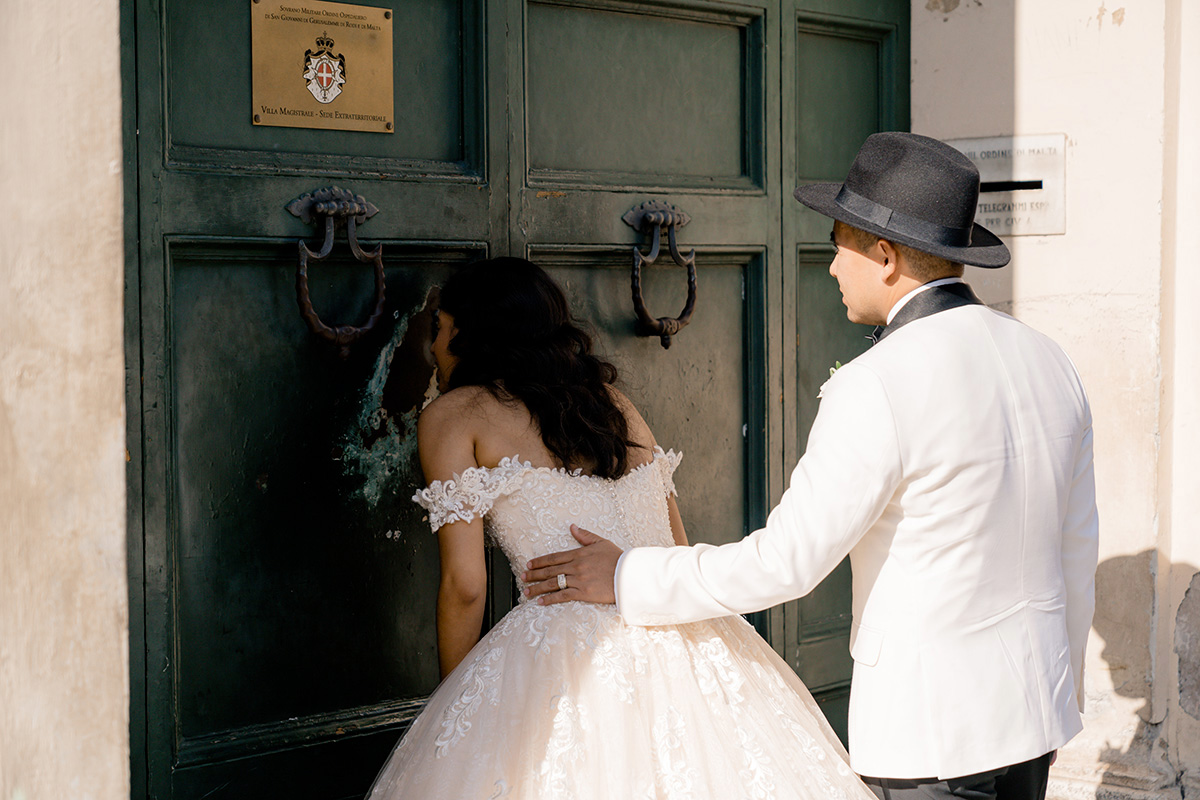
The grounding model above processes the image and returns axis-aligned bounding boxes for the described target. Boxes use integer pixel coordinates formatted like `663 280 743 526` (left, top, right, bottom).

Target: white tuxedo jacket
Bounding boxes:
616 300 1098 780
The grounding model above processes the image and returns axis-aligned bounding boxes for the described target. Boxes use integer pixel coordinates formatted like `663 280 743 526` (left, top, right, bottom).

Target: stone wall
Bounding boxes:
912 1 1199 797
0 1 130 799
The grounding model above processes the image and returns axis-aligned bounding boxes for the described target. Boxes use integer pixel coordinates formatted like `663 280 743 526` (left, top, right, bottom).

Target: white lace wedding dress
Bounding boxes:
366 447 875 800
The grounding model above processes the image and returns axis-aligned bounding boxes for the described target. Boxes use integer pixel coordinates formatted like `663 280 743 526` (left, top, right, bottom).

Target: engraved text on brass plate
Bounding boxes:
251 0 393 134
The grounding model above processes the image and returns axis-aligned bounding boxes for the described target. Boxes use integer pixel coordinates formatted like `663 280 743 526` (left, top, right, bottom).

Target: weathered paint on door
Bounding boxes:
126 1 907 797
784 0 910 736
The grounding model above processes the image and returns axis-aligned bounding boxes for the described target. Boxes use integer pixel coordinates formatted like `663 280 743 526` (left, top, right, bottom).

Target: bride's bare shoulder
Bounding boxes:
605 385 656 454
416 387 509 479
419 386 498 431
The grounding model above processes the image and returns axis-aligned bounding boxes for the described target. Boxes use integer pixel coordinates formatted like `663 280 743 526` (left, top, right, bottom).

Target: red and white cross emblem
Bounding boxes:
316 60 335 90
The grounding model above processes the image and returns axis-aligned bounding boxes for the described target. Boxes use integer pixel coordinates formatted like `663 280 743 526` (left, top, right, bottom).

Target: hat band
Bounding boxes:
835 186 974 249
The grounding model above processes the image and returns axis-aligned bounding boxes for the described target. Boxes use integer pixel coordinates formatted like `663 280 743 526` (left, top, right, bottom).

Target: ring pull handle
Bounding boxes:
623 201 698 349
287 186 387 359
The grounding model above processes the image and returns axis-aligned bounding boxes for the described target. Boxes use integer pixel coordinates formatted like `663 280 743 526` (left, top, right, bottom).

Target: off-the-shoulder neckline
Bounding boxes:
422 445 678 493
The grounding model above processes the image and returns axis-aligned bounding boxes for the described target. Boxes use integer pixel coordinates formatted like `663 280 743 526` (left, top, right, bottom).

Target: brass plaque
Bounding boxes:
251 0 393 133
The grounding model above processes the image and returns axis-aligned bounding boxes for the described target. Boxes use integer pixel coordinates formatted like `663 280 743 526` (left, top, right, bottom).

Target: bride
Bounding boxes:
366 257 876 799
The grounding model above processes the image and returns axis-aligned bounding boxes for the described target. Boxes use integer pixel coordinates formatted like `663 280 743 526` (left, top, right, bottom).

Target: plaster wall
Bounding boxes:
0 2 130 800
913 0 1197 796
1165 0 1200 794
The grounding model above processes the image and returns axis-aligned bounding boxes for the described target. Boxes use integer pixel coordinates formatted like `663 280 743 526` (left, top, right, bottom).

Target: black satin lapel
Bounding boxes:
875 283 983 343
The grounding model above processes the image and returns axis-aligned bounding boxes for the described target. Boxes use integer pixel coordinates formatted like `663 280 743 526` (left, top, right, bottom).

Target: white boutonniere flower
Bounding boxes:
817 361 843 399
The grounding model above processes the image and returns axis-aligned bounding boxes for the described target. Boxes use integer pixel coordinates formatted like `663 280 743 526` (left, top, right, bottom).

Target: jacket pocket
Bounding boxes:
850 621 884 667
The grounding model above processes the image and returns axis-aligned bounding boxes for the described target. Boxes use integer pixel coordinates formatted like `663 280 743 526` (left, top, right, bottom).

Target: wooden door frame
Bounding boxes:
121 0 147 792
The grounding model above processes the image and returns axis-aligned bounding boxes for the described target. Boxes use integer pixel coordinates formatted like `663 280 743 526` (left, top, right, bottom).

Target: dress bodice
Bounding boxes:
414 447 681 596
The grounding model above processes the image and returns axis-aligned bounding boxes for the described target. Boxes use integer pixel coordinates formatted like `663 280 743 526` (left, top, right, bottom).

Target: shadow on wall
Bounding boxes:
1092 551 1199 791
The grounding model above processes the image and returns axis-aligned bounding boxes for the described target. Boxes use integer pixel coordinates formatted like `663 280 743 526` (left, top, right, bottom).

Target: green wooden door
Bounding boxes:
783 0 910 735
126 1 906 798
509 0 777 607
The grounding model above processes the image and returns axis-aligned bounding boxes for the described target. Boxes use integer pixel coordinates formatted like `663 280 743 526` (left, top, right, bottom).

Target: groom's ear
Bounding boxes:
877 239 901 284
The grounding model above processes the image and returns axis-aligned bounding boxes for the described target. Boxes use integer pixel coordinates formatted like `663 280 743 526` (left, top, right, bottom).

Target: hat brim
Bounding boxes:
793 183 1011 268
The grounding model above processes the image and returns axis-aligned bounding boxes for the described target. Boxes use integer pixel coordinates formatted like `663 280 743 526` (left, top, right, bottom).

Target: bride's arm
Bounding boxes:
667 495 688 546
435 518 487 678
418 396 488 679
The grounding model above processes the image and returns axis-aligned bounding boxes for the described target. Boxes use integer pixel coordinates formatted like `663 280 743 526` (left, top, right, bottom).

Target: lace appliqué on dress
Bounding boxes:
656 447 683 498
413 447 682 532
434 644 505 757
412 457 531 531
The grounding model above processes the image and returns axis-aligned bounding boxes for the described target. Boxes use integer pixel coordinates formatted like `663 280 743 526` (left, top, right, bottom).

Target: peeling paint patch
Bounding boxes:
1176 571 1200 719
536 190 567 198
925 0 961 12
421 368 440 412
340 288 438 508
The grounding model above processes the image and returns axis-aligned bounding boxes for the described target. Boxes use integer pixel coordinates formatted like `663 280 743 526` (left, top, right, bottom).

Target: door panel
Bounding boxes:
793 245 865 721
782 0 909 737
525 0 763 190
169 244 472 742
531 249 768 548
165 0 485 176
796 17 894 181
513 0 778 570
161 242 479 795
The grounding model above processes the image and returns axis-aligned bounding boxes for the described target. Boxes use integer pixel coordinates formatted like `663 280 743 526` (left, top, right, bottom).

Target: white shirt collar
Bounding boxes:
885 277 965 325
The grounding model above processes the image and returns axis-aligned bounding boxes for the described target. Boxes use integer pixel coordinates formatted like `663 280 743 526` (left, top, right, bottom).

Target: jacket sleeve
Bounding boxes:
1061 405 1099 712
615 362 904 626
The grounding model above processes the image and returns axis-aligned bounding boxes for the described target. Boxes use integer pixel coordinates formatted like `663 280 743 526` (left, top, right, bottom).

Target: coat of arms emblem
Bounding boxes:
302 34 346 104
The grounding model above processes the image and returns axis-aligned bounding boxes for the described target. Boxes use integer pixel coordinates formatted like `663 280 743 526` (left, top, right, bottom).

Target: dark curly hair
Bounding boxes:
438 257 635 479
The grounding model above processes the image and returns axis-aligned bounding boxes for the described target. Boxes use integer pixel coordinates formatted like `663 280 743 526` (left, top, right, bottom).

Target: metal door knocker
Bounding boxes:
622 201 697 349
286 186 386 358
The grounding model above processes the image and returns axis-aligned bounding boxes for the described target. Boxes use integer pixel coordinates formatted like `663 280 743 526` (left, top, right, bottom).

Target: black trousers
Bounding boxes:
861 752 1053 800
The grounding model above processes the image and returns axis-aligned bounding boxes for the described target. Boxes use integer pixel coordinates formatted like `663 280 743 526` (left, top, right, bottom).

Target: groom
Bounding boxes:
524 132 1099 800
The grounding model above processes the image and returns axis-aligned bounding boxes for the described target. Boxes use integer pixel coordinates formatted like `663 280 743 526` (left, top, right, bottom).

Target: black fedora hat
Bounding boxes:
793 132 1010 268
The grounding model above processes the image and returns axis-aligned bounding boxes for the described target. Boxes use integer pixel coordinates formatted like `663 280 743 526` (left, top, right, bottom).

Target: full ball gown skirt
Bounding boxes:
367 448 875 800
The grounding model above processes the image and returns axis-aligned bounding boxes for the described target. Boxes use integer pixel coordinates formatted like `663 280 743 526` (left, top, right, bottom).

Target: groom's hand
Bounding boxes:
522 525 621 605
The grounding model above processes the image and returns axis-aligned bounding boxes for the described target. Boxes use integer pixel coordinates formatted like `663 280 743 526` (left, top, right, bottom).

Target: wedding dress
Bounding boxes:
367 447 875 800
